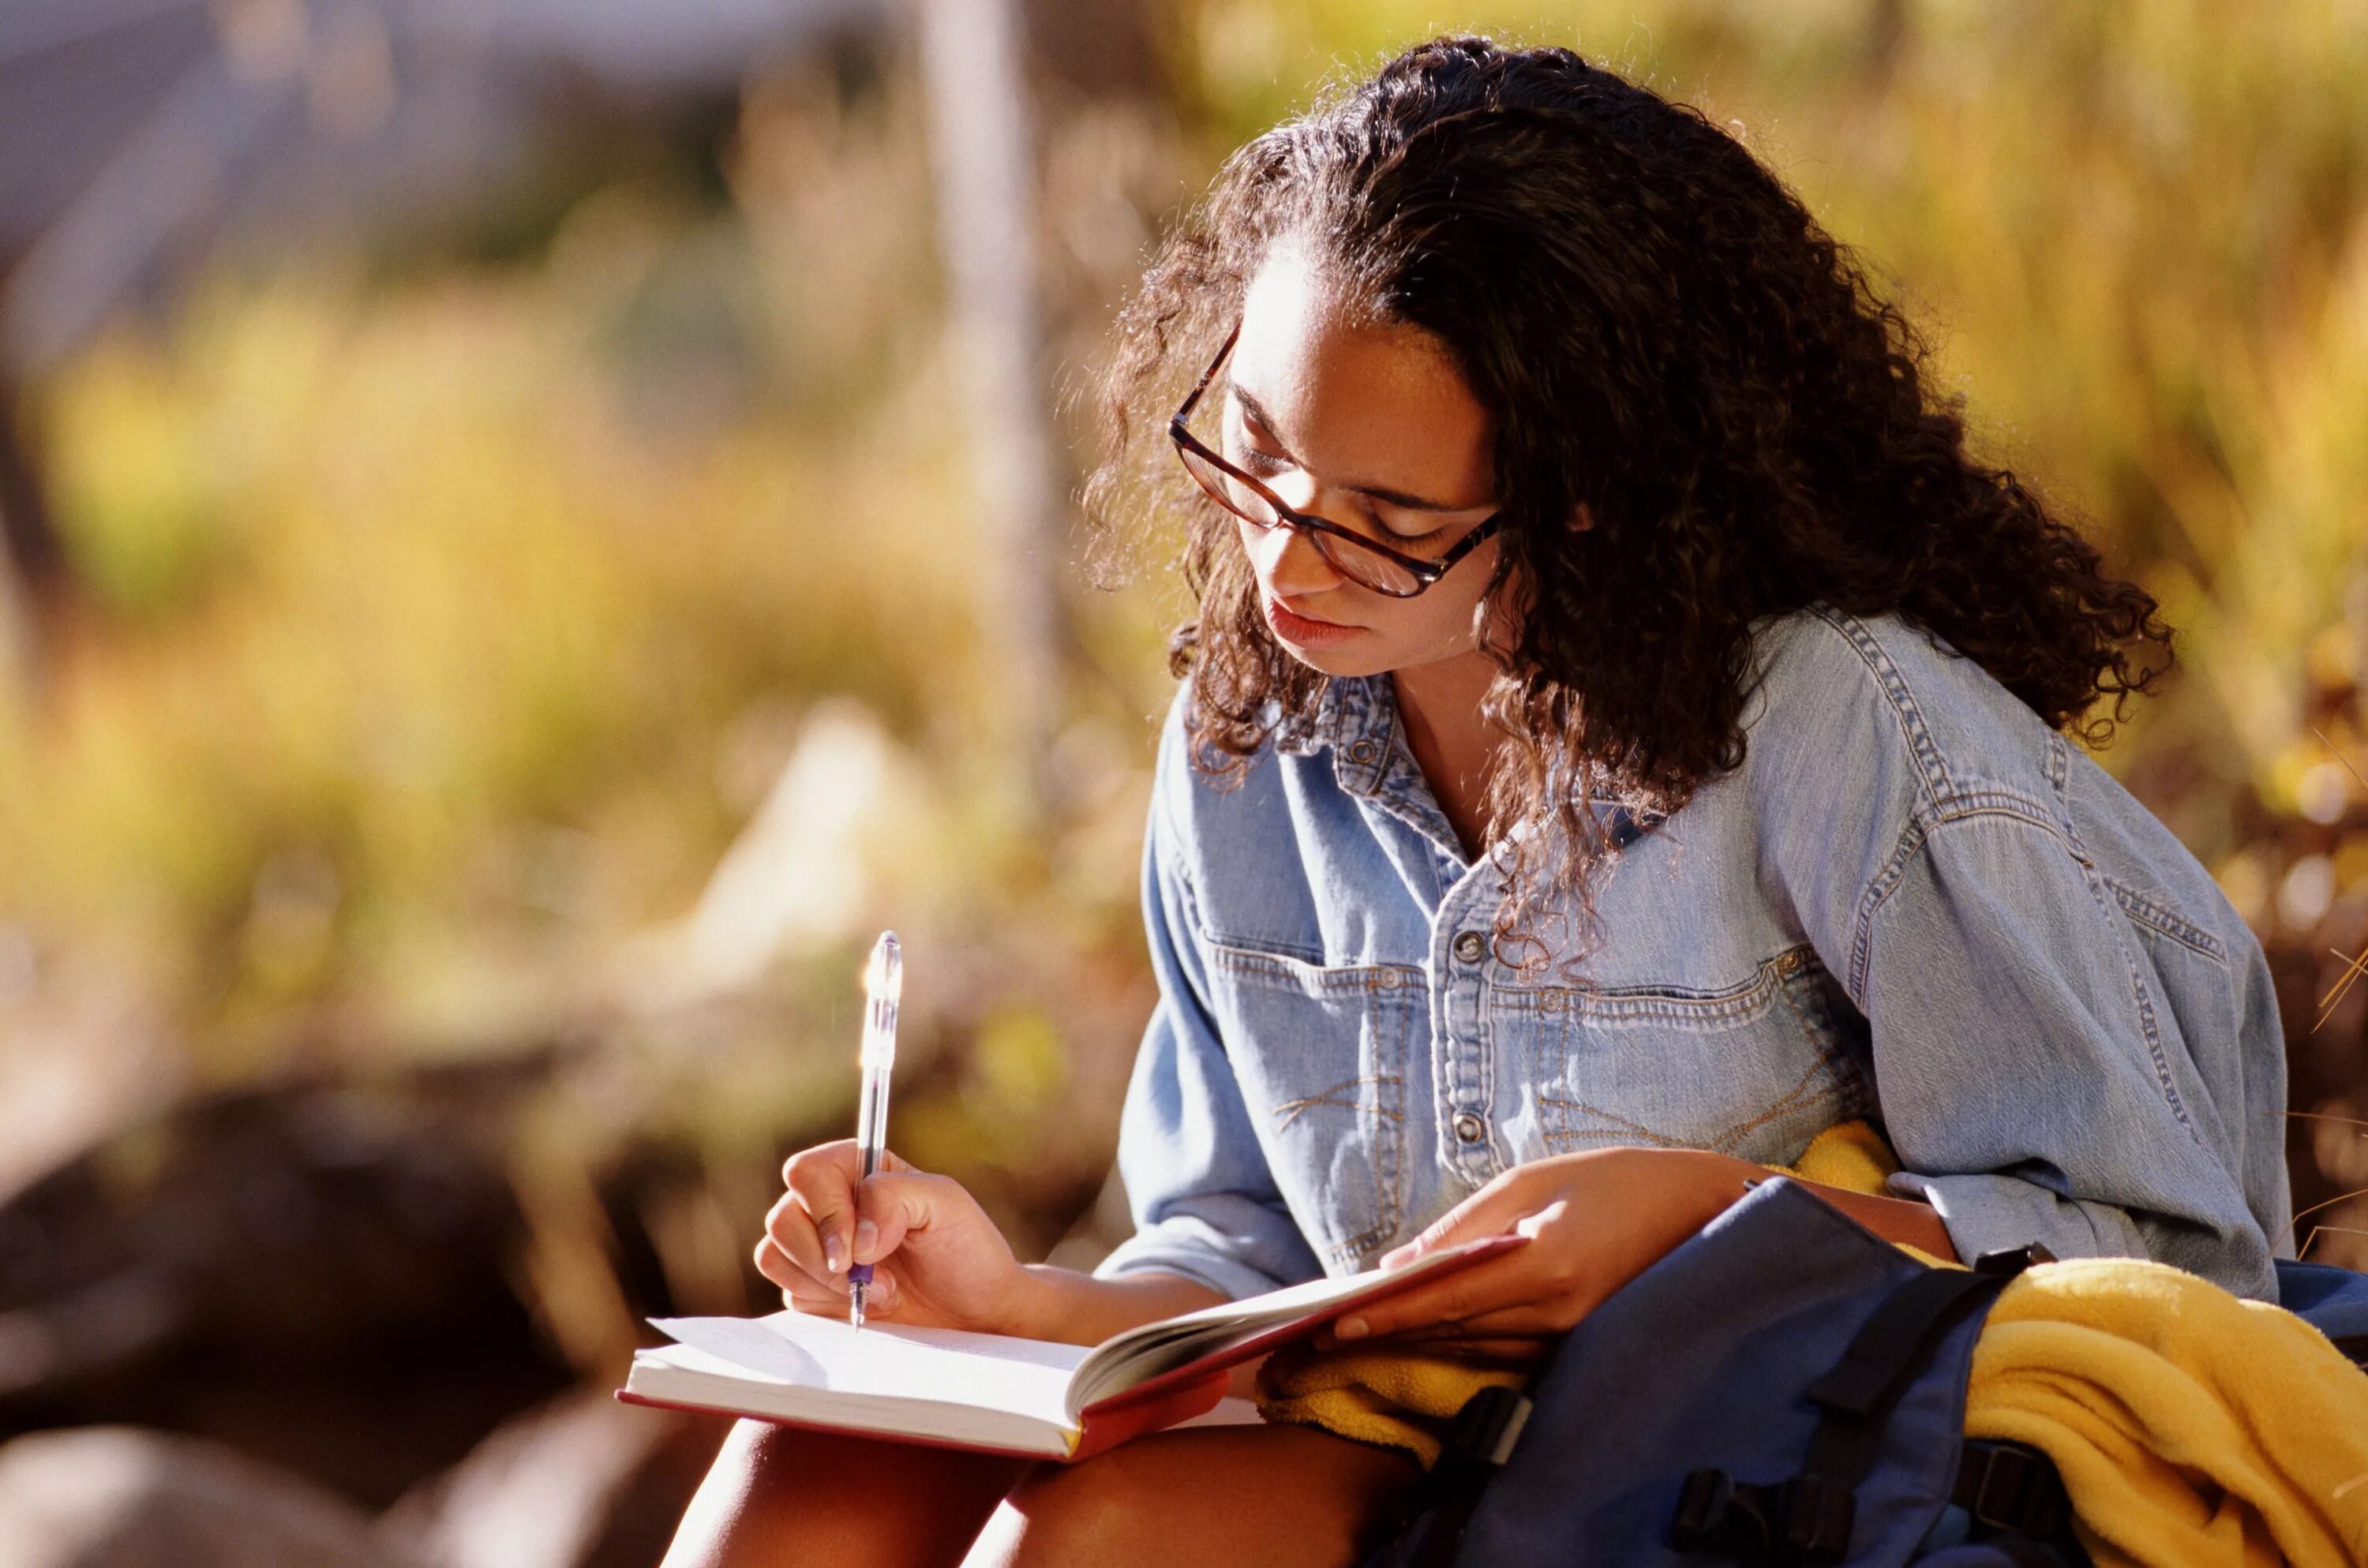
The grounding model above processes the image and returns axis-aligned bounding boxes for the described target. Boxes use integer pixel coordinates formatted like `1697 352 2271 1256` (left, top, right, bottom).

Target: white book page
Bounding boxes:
652 1312 1085 1429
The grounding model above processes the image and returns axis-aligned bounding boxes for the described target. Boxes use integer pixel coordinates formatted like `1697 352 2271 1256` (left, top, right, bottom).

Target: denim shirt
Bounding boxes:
1096 608 2291 1302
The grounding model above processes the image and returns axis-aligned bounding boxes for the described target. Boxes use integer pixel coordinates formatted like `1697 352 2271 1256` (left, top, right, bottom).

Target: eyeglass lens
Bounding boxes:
1175 443 1429 597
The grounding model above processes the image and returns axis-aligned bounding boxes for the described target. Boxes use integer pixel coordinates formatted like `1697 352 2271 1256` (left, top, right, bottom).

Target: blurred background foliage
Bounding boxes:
0 0 2364 1555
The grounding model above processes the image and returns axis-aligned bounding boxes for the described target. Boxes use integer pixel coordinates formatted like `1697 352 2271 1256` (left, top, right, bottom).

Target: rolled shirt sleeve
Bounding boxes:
1857 810 2277 1299
1093 797 1323 1300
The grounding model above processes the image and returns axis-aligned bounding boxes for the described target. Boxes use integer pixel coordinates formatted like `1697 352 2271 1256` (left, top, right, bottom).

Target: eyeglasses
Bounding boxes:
1167 324 1502 599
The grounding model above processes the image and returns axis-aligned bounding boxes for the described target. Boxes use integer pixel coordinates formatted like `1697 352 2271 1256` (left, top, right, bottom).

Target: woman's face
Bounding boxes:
1220 248 1503 679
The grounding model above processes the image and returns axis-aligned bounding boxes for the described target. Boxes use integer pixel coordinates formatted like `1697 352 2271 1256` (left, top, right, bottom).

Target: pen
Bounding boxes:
849 930 901 1330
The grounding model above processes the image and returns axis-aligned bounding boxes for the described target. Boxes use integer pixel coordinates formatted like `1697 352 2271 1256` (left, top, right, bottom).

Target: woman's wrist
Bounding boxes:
1646 1143 1957 1259
1004 1263 1231 1345
1636 1147 1766 1231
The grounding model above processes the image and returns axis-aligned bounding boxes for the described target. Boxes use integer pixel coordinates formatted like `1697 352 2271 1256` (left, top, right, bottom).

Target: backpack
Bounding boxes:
1366 1178 2368 1568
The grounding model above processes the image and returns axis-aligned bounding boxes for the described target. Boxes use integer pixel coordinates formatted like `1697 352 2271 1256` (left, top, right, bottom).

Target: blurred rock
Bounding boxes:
380 1390 724 1568
0 1078 573 1506
0 1425 406 1568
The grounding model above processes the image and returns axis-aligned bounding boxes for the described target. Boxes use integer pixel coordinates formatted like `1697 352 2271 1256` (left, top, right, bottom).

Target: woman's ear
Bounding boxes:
1571 503 1597 533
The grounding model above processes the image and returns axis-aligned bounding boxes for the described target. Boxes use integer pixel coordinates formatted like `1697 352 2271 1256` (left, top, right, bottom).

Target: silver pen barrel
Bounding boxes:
849 932 901 1330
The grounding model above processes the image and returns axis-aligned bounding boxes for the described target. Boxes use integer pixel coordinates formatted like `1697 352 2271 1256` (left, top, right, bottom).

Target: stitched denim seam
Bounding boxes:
1201 929 1331 967
1208 942 1418 991
1851 814 1931 999
1340 677 1473 860
1868 799 2203 1145
2106 879 2229 964
1219 930 1410 1265
1269 1076 1407 1132
1532 946 1856 1154
2045 740 2201 1142
1926 791 2067 835
1376 991 1407 1248
1471 960 1503 1183
1849 796 2073 997
1328 997 1405 1273
1538 1067 1856 1156
1738 975 1863 1151
1327 1220 1396 1267
1493 944 1812 1024
1809 606 1956 807
1538 1102 1689 1149
1714 1078 1857 1154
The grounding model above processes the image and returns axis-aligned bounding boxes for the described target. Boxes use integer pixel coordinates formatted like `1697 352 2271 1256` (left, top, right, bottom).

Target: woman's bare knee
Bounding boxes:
965 1425 1416 1568
665 1420 1026 1568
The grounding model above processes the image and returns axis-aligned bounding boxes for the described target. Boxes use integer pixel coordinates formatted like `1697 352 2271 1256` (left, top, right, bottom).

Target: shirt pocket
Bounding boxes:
1497 945 1874 1166
1202 941 1422 1274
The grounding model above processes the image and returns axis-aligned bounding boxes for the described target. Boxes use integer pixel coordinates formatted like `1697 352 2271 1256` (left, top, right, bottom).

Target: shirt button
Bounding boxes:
1452 1111 1487 1144
1452 930 1487 963
1347 739 1378 765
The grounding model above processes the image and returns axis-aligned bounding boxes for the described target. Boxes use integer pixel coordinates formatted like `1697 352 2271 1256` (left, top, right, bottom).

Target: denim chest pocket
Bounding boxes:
1497 945 1874 1166
1203 941 1421 1273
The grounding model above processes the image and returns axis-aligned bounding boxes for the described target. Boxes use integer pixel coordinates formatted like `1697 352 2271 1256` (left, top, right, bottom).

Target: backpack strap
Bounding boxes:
1669 1244 2056 1565
1362 1385 1534 1568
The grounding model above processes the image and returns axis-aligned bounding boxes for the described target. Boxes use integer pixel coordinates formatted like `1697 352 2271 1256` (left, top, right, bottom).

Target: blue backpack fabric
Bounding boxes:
2273 1258 2368 1361
1364 1177 2368 1568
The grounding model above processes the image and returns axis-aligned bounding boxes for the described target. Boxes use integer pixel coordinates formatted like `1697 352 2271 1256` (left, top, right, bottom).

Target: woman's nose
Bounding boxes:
1247 516 1343 595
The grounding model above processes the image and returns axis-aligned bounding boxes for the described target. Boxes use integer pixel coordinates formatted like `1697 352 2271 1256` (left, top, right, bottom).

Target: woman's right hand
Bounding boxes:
755 1141 1038 1336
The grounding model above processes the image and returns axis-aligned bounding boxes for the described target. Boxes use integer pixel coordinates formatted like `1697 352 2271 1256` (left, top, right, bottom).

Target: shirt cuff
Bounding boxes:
1884 1169 2153 1267
1093 1217 1298 1303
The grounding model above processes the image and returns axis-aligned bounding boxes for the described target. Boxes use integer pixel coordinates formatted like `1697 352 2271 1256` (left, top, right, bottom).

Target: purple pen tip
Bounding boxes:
865 932 901 999
846 1263 875 1285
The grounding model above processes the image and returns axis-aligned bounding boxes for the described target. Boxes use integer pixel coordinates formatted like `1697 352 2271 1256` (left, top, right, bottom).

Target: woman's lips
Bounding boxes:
1264 596 1362 647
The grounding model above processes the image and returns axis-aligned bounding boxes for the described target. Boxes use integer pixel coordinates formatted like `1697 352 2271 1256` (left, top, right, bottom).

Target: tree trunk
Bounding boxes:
0 374 67 688
917 0 1067 811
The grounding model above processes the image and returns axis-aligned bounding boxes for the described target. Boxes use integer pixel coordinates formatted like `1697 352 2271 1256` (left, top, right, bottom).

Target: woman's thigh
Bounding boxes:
663 1420 1029 1568
964 1424 1419 1568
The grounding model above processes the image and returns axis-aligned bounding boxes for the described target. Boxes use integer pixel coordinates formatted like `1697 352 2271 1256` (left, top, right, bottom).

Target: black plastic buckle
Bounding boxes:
1672 1469 1773 1555
1440 1385 1533 1469
1973 1242 2058 1277
1669 1469 1853 1565
1958 1440 2070 1540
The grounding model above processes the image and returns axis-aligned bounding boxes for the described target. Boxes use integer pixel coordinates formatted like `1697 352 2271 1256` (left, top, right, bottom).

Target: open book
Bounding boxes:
617 1234 1520 1460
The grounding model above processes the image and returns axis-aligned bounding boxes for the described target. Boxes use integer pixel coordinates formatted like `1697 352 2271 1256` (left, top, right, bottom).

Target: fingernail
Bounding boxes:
823 1236 846 1273
1336 1315 1369 1342
852 1219 879 1262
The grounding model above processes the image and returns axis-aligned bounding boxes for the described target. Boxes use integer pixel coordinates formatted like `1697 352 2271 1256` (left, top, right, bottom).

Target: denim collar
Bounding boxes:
1272 675 1658 856
1272 675 1383 765
1273 676 1463 857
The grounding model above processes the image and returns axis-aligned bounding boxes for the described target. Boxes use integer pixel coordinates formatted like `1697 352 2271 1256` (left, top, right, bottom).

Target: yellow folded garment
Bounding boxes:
1966 1258 2368 1568
1253 1339 1528 1468
1784 1113 1901 1195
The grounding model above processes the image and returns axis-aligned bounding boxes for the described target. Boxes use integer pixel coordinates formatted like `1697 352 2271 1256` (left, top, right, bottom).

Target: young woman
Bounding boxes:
665 36 2291 1568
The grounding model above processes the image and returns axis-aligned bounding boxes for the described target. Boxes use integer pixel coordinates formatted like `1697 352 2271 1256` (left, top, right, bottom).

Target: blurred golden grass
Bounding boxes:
9 258 995 1061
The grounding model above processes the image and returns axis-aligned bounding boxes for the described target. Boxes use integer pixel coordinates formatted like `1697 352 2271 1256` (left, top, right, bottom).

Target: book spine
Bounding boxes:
1066 1373 1231 1461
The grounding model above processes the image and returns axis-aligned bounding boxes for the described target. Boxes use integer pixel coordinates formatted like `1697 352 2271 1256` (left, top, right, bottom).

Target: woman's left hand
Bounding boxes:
1323 1146 1758 1349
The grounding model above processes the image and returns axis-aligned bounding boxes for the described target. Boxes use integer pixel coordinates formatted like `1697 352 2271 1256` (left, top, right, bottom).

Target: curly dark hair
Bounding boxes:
1085 36 2171 963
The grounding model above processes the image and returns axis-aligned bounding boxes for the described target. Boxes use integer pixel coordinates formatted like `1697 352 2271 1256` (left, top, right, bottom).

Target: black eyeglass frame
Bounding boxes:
1167 324 1503 599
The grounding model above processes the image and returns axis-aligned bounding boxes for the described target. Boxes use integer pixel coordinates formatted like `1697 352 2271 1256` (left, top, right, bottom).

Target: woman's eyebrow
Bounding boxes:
1229 384 1486 514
